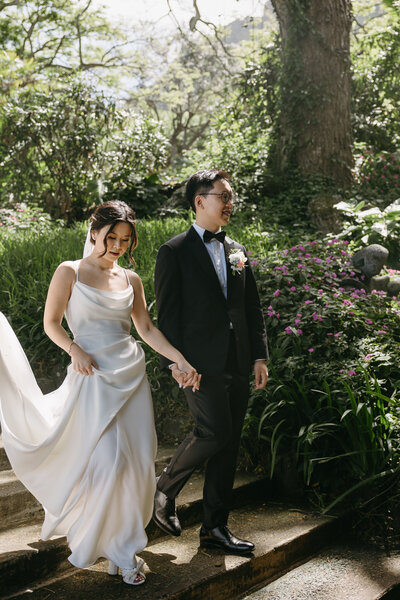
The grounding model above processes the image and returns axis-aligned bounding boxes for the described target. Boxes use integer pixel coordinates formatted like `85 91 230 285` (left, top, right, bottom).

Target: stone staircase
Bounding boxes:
1 437 399 600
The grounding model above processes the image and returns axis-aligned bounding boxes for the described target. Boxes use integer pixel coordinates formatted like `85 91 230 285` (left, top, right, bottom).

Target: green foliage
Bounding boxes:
334 196 400 267
247 237 400 520
0 202 63 234
0 80 169 222
356 149 400 199
176 38 279 204
352 14 400 150
0 0 136 92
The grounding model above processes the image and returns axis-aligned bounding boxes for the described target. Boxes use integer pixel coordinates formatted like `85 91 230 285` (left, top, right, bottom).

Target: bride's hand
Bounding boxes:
171 360 201 391
70 343 99 376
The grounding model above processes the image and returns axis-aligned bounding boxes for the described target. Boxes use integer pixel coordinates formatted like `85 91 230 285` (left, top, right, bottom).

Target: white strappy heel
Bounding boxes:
107 558 146 585
107 560 119 576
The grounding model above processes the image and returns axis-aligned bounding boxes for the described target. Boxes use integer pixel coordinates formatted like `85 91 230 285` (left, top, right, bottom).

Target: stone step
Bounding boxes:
0 470 43 531
238 543 400 600
0 470 268 597
3 502 339 600
0 444 178 531
0 438 10 472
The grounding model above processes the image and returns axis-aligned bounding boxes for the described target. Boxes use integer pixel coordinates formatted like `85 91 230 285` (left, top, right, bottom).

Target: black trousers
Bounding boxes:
157 332 249 529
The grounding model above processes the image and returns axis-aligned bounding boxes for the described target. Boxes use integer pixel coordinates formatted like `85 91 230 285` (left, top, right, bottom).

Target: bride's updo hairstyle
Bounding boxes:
90 200 138 266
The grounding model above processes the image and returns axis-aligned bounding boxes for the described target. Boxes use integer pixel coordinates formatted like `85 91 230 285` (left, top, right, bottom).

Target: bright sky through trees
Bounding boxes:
91 0 266 29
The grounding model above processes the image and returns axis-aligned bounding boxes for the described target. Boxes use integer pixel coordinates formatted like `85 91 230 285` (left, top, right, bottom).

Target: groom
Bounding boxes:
153 169 268 553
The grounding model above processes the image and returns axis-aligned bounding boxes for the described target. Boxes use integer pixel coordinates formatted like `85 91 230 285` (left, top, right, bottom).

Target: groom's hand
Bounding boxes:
253 360 268 390
170 363 201 391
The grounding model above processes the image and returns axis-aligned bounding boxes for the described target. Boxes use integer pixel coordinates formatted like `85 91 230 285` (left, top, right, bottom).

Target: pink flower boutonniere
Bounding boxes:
229 250 247 274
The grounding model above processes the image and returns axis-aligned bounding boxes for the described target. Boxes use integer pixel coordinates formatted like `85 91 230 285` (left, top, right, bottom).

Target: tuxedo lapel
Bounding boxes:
187 227 227 301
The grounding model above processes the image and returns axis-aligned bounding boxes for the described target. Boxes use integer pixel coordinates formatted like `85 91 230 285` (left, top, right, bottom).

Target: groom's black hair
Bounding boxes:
186 169 231 212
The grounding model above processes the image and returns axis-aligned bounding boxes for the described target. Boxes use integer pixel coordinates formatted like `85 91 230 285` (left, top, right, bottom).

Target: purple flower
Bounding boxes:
303 284 310 290
284 326 292 335
273 289 280 296
290 286 296 291
295 318 301 325
308 348 314 353
276 313 280 319
365 319 373 325
334 333 341 338
298 264 306 269
348 370 356 376
304 300 312 305
364 354 372 361
250 260 259 266
267 310 275 317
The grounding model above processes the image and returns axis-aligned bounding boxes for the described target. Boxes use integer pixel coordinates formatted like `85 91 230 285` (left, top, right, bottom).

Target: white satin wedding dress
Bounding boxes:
0 261 157 569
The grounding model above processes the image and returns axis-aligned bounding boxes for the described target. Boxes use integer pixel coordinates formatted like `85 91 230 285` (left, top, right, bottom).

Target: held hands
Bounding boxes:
254 360 268 390
170 360 201 392
70 343 99 376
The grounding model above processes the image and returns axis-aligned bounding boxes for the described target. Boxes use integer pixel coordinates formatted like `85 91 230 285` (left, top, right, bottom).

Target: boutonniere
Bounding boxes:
229 250 247 274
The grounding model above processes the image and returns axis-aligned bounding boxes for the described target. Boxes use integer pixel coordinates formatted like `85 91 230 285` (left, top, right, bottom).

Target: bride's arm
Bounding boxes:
128 271 201 390
43 262 98 375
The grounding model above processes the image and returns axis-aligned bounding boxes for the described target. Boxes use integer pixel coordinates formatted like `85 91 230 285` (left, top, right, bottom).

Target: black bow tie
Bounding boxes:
203 229 226 244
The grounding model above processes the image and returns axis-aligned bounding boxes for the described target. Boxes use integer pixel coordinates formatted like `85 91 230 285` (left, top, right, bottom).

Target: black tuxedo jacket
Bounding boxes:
154 226 268 376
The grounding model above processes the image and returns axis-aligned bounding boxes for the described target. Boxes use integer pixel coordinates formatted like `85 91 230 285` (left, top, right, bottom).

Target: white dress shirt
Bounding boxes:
192 222 227 299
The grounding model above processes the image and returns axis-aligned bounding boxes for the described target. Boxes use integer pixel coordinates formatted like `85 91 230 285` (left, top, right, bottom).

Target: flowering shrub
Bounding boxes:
0 203 62 235
247 238 400 513
356 150 400 200
257 239 400 383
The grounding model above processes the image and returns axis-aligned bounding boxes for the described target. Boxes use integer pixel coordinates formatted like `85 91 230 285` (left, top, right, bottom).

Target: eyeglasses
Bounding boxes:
201 192 235 205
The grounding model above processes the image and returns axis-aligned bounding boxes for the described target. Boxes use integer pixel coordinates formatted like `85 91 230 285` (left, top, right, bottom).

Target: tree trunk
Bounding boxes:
271 0 353 188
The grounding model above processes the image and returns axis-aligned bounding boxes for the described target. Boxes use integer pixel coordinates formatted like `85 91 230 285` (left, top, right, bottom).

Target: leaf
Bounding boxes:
370 222 388 237
358 207 383 220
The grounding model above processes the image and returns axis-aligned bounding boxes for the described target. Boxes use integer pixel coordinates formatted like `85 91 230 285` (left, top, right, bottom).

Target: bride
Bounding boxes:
0 200 201 586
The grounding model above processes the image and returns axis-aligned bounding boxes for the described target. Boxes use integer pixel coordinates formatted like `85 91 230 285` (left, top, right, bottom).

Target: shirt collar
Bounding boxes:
193 222 222 240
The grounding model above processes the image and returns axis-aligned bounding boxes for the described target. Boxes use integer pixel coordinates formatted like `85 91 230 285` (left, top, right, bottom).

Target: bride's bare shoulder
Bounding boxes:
52 261 77 283
124 268 142 288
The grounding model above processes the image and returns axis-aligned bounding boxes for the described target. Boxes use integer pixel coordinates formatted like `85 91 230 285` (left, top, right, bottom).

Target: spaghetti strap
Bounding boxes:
123 268 130 287
75 260 80 282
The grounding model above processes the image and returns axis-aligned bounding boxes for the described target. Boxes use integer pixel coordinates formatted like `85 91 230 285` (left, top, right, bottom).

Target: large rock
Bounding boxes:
387 277 400 297
352 244 389 278
370 275 390 291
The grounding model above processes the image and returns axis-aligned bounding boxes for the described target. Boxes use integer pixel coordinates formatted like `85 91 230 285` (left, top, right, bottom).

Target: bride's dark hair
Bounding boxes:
90 200 138 266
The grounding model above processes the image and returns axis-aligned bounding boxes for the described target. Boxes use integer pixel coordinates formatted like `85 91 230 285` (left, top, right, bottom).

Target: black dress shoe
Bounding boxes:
153 486 181 537
199 525 254 554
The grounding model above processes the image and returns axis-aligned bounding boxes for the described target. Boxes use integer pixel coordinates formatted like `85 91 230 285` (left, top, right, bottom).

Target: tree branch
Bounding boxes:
0 0 19 10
